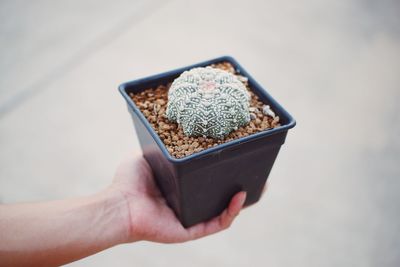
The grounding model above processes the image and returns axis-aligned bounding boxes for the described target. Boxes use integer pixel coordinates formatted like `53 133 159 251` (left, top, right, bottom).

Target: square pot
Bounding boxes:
119 56 296 227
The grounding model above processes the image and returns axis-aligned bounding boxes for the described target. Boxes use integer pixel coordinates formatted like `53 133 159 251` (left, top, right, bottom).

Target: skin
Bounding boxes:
0 153 248 266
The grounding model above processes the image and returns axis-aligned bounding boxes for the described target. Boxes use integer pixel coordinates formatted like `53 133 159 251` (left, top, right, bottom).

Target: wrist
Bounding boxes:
94 187 133 245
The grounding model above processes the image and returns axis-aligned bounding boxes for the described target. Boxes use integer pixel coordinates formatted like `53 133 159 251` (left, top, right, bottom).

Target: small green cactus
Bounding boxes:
166 66 250 138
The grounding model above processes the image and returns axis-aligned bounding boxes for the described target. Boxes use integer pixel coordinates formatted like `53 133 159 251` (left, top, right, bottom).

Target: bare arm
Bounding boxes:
0 154 246 266
0 190 127 266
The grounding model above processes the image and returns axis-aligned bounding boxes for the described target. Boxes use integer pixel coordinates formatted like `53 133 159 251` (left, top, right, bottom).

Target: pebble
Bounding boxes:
249 107 259 113
181 144 189 150
192 141 199 148
148 115 156 122
262 105 275 117
237 75 248 82
156 99 166 105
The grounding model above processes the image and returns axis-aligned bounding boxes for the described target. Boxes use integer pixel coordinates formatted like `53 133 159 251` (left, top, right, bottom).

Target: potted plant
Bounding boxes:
119 56 295 227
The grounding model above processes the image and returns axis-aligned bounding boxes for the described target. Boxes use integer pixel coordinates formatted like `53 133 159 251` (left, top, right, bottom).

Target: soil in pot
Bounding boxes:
129 62 280 159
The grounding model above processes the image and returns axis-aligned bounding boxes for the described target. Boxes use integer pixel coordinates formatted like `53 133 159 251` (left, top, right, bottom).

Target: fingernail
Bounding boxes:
239 192 247 207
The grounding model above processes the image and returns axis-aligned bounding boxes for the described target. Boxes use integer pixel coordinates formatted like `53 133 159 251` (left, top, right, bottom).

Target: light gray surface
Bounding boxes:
1 0 399 266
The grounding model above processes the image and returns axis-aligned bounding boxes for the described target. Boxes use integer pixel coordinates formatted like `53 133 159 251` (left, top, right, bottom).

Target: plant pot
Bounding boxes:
119 56 296 227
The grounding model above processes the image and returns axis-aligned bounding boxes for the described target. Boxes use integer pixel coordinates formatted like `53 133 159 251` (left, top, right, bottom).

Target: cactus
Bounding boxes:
166 66 250 138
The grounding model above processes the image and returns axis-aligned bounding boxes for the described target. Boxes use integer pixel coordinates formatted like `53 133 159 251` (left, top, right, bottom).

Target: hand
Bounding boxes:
109 153 247 243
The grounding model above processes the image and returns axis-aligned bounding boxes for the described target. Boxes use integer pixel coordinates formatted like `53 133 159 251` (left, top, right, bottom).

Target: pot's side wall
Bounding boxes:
180 131 288 173
128 105 182 219
177 131 287 227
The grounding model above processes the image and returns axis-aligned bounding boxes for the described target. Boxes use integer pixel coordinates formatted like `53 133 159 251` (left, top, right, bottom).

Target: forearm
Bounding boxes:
0 189 129 267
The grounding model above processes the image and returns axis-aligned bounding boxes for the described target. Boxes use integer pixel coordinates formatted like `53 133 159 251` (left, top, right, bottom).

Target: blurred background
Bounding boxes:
1 0 399 266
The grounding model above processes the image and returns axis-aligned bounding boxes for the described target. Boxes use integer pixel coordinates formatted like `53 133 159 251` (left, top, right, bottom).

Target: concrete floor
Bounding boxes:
1 0 399 266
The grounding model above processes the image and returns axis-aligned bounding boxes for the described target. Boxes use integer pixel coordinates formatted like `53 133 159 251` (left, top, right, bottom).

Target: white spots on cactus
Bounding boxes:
166 66 250 138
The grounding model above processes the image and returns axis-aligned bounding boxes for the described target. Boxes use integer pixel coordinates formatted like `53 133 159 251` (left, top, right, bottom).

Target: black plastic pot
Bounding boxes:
119 56 296 227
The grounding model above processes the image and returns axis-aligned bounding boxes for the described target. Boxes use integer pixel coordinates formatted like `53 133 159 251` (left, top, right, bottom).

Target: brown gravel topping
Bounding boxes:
129 62 280 159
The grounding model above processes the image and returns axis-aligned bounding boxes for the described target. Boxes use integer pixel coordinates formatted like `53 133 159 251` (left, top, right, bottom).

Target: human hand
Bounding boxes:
109 153 247 244
0 153 249 266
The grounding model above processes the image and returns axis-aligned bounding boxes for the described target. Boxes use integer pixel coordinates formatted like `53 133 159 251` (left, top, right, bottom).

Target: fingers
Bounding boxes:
225 191 247 219
188 191 247 240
